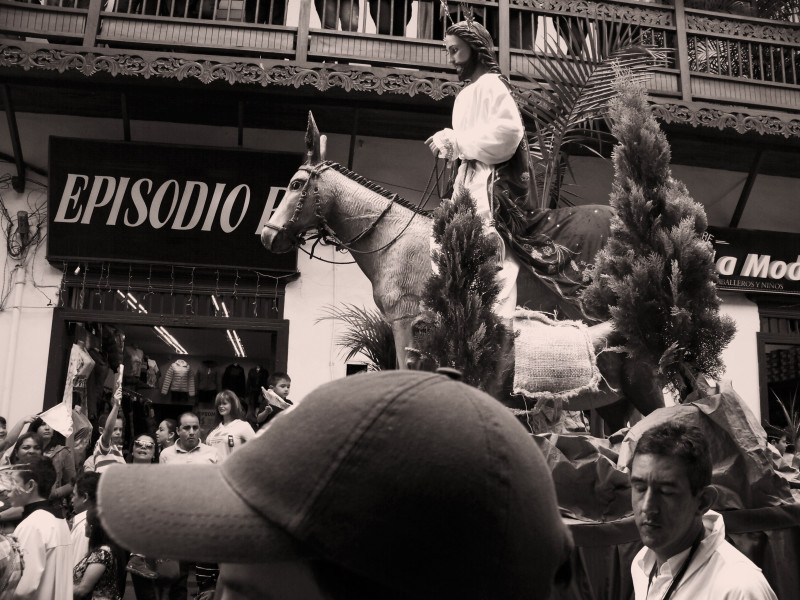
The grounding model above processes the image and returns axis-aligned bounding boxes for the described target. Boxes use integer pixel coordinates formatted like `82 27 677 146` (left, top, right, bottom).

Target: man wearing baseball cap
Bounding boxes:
98 370 572 599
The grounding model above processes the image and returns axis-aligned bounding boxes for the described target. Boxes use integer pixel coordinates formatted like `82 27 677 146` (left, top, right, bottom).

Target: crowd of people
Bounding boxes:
0 371 293 599
0 365 786 599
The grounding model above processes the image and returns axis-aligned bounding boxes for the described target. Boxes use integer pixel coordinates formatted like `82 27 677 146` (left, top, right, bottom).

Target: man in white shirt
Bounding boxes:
8 456 72 600
157 411 219 596
69 471 99 568
630 422 778 600
159 412 218 465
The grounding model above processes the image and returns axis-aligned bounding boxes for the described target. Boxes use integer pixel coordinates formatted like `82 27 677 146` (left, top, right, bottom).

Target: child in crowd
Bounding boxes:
9 456 73 599
256 372 293 428
70 472 100 569
84 385 126 474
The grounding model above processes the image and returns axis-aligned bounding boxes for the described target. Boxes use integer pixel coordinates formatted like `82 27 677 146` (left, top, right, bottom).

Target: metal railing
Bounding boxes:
1 0 798 106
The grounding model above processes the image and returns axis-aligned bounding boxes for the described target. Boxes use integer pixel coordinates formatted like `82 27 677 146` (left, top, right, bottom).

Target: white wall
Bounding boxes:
717 292 762 418
284 247 376 402
0 171 62 426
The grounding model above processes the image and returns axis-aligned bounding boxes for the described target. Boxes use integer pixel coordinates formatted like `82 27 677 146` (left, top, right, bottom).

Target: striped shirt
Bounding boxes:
84 439 126 473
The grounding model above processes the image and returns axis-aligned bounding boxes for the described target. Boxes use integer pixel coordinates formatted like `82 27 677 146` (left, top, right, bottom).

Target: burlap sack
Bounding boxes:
513 309 600 401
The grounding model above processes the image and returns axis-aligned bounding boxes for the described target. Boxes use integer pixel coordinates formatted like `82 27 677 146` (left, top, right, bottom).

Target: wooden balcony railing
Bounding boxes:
1 0 798 112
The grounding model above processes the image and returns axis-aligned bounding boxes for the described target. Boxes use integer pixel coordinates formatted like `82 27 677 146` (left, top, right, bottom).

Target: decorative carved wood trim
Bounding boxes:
651 102 800 139
686 14 800 44
2 43 799 139
509 0 674 27
0 44 462 100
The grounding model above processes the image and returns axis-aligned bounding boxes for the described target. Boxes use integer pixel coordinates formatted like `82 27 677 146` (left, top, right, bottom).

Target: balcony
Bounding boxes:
1 0 799 130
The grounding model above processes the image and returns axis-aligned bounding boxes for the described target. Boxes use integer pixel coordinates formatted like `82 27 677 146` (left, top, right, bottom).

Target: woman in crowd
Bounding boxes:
0 433 44 531
154 419 177 452
30 417 76 506
194 391 255 596
73 505 122 600
127 432 178 600
205 390 255 463
0 414 38 456
9 432 43 465
130 433 158 465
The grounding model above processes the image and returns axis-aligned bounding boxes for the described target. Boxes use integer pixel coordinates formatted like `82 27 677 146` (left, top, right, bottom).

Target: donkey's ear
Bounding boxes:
305 112 321 164
320 135 328 161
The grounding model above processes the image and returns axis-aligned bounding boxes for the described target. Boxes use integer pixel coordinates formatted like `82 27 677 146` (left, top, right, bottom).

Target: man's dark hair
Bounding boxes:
16 456 58 499
75 471 101 504
633 422 712 495
268 372 291 388
0 416 6 427
178 412 199 425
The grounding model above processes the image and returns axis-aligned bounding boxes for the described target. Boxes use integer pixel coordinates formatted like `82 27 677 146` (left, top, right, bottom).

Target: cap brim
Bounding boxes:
98 464 307 563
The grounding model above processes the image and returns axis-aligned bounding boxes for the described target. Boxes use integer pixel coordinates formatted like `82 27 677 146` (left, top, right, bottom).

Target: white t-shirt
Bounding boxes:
632 510 778 600
205 419 256 462
69 510 89 568
13 507 73 600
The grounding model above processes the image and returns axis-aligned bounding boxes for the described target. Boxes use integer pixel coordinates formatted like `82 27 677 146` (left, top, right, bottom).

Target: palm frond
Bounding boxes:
769 386 800 446
316 304 397 370
516 18 670 209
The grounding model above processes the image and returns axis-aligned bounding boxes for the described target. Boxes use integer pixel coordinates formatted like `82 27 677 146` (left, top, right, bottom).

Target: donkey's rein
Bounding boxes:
294 161 442 264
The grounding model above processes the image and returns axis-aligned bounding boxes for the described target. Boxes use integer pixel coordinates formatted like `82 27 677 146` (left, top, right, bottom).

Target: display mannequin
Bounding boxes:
64 338 96 413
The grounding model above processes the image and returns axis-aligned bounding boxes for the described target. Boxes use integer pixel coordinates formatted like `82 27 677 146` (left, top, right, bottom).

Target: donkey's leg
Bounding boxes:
391 316 416 370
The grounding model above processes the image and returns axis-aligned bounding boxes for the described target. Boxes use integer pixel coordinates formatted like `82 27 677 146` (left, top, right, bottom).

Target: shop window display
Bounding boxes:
59 322 278 460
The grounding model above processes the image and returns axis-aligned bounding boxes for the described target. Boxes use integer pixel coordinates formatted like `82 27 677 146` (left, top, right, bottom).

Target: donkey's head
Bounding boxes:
261 112 329 253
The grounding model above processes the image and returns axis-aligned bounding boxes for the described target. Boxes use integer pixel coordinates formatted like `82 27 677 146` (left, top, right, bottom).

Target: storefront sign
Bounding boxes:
48 137 300 270
706 226 800 295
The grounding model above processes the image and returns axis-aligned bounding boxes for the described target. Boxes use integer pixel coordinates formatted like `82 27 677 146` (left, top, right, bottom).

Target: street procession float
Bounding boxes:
259 19 800 600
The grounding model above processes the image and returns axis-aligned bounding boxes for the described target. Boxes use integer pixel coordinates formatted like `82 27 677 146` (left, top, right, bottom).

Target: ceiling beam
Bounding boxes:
2 85 26 193
729 149 764 228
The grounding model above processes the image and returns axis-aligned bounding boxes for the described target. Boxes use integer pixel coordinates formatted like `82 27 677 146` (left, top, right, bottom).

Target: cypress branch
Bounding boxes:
581 72 735 399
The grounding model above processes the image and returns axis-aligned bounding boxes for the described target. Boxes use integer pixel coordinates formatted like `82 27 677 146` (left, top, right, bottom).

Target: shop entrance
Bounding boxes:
43 262 292 450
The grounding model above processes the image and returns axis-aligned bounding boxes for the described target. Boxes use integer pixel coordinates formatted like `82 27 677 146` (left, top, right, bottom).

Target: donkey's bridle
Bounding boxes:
266 161 417 257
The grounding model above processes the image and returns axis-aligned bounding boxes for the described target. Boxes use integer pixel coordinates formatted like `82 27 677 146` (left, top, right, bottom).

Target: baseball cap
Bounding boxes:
98 370 571 599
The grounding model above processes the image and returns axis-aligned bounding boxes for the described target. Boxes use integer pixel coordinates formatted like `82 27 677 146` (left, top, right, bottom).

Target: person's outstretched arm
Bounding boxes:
100 374 123 452
0 414 36 453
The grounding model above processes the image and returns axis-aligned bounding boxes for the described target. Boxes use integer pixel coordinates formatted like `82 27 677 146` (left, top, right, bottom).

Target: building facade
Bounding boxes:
1 0 799 431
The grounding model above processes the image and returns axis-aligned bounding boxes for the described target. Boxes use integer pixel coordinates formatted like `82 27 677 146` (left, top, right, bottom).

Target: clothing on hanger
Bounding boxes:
222 363 246 397
161 359 196 396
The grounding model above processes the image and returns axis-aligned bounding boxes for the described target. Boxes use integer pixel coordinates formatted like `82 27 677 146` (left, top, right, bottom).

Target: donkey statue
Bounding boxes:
261 114 664 430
